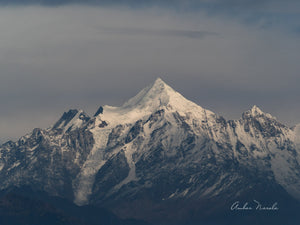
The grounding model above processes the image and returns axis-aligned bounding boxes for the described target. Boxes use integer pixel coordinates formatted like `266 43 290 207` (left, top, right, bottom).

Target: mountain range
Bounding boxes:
0 78 299 225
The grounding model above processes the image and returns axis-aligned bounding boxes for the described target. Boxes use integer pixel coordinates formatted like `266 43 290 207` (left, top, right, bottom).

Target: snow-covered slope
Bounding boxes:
74 78 217 204
0 78 299 224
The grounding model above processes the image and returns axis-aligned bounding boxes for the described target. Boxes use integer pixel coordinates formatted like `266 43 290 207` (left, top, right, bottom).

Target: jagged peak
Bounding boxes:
250 105 264 116
94 106 104 117
242 105 274 120
52 109 90 131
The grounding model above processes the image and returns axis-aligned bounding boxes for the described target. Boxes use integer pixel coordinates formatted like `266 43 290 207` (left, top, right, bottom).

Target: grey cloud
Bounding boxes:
0 0 297 11
1 0 299 33
0 6 299 143
101 27 219 39
1 0 300 31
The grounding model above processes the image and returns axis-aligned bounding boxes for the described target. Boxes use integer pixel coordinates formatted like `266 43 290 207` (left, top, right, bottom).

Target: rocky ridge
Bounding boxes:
0 78 299 224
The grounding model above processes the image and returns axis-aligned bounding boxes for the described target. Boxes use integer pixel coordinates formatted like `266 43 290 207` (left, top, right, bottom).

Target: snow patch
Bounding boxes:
28 145 38 152
8 161 20 171
181 188 190 197
168 191 178 199
252 150 267 158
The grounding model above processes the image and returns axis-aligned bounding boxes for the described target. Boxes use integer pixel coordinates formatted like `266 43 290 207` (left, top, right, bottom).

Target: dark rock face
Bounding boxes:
99 121 108 128
125 120 144 144
0 192 84 225
107 125 126 150
94 106 104 117
92 150 130 200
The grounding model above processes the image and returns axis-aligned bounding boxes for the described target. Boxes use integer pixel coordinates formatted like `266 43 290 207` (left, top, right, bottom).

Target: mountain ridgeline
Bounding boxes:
0 78 300 225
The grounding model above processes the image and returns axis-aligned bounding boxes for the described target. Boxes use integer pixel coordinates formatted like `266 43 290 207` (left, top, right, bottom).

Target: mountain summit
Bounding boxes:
0 78 300 225
242 105 275 120
94 78 214 130
121 78 201 112
122 77 175 108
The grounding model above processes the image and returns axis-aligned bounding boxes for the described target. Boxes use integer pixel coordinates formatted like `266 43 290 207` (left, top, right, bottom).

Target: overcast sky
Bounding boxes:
0 0 300 143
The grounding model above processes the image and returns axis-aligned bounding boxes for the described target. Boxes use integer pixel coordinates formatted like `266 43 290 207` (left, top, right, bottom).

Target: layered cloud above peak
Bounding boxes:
0 2 299 143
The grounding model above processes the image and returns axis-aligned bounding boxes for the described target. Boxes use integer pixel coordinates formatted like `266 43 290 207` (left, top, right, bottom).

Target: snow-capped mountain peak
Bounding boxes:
122 77 185 110
250 105 263 115
121 77 217 118
242 105 274 120
94 78 215 129
0 78 300 225
52 109 90 132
